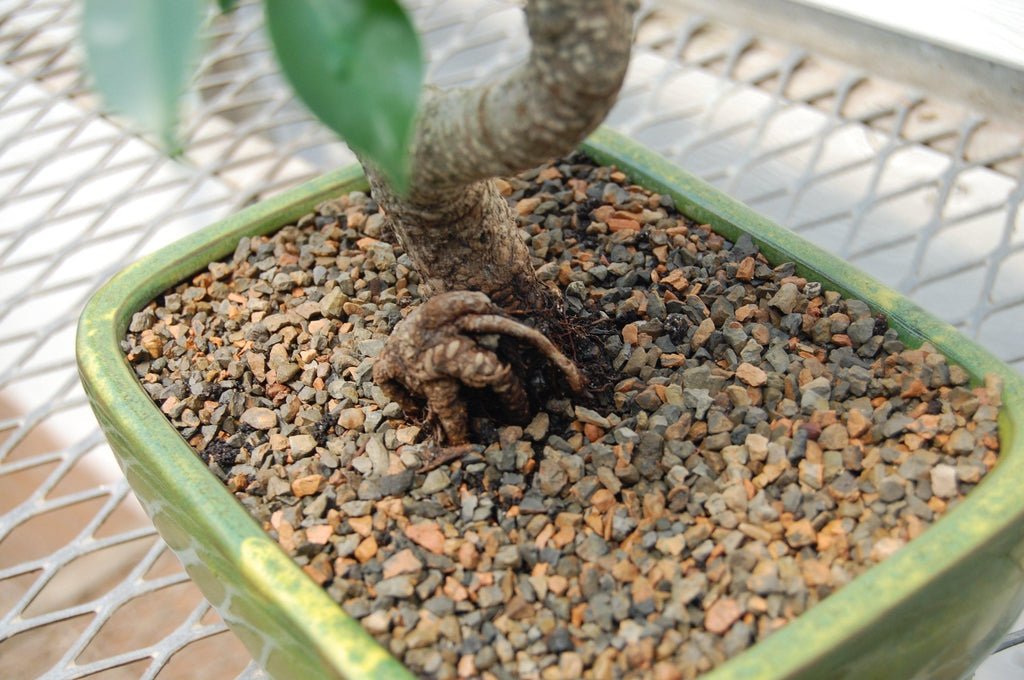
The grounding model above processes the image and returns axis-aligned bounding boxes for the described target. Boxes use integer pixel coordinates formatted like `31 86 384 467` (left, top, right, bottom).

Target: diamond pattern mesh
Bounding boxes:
1 0 1021 676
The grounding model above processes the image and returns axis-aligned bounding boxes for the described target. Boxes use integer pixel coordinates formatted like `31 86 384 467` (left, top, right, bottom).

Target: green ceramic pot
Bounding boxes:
77 127 1024 679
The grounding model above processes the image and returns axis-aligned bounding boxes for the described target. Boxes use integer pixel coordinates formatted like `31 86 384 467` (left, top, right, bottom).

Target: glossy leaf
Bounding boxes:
265 0 423 192
82 0 206 152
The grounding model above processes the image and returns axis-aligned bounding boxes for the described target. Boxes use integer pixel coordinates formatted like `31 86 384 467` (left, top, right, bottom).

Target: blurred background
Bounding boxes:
0 0 1021 677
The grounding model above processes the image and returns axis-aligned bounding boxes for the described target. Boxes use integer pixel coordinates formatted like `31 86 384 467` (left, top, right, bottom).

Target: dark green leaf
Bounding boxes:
216 0 239 13
82 0 206 152
265 0 423 192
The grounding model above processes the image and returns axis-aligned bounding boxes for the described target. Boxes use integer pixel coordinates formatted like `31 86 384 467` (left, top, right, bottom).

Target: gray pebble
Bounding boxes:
877 476 906 502
769 283 801 314
377 575 416 599
576 533 609 561
420 469 450 495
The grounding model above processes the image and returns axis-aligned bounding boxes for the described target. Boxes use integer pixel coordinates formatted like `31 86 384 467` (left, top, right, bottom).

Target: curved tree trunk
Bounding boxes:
365 0 635 308
367 0 635 447
365 176 542 309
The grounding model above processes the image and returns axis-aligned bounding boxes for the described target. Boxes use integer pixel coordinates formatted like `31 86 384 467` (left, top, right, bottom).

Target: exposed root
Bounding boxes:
373 291 587 445
417 443 481 473
506 286 618 405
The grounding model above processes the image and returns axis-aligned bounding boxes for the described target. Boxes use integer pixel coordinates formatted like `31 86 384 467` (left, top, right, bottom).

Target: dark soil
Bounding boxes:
124 153 1002 679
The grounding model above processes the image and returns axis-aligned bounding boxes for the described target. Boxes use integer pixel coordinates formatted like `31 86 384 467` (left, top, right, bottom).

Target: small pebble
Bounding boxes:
382 549 423 580
420 469 450 495
574 406 610 428
291 474 323 498
405 522 446 554
240 407 276 430
288 435 317 457
931 464 959 498
735 362 767 386
705 598 743 634
337 408 366 430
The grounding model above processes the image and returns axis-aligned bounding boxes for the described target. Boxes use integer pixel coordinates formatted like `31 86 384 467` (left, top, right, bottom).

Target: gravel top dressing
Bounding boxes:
124 154 1002 679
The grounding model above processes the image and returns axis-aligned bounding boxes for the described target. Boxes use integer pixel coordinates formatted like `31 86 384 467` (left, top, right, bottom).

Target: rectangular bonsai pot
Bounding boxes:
77 127 1024 680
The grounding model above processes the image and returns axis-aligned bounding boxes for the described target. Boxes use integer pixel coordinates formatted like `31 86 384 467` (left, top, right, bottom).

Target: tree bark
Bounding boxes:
365 0 635 307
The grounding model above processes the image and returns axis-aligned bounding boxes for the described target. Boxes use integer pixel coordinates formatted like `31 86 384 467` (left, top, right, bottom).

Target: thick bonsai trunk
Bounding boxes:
366 176 546 310
366 0 635 446
367 0 634 310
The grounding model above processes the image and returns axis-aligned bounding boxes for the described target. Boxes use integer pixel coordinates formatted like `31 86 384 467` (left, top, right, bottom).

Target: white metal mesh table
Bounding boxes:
1 0 1021 677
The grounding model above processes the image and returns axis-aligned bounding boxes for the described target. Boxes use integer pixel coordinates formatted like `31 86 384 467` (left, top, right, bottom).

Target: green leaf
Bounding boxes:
265 0 423 192
82 0 206 152
216 0 239 13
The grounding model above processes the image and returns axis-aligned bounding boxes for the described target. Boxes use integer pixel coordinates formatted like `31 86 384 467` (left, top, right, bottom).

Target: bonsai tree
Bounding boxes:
84 0 635 453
